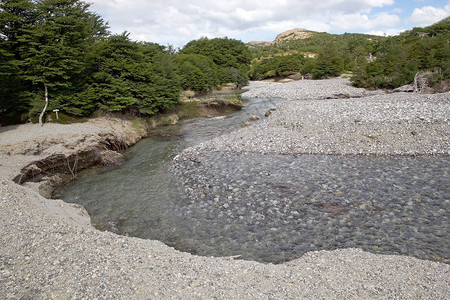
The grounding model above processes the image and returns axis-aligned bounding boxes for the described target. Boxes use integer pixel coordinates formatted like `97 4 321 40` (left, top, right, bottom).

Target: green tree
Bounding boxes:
0 0 37 123
180 37 252 86
351 20 449 89
249 54 305 80
312 42 344 79
175 54 219 91
0 0 108 124
83 33 180 116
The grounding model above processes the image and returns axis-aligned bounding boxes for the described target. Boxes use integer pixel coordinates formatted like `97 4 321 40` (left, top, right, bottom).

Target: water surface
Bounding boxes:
62 97 449 264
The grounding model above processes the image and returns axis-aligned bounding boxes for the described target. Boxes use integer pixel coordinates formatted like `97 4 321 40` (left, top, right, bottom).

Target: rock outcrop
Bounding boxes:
249 28 316 46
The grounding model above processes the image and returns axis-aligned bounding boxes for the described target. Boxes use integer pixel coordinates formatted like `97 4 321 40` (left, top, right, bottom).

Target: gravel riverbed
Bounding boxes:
0 78 449 299
170 79 449 265
192 80 449 155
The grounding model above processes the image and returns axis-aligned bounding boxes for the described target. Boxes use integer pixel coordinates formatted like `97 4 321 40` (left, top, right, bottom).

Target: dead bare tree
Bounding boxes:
39 84 48 127
413 72 419 93
66 154 79 180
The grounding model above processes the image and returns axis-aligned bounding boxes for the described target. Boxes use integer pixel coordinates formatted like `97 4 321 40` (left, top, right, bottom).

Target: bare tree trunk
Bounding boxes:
39 84 48 127
413 72 419 93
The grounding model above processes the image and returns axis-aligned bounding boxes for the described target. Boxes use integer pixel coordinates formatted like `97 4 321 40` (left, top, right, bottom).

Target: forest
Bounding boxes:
249 24 449 87
1 0 449 125
0 0 252 124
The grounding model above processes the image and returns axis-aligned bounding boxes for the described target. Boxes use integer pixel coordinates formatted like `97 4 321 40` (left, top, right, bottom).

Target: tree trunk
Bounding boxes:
413 72 419 93
39 84 48 127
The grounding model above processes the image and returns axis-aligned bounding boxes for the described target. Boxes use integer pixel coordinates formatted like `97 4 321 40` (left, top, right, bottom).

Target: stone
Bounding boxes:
38 175 63 199
168 114 179 125
100 150 124 166
265 108 277 117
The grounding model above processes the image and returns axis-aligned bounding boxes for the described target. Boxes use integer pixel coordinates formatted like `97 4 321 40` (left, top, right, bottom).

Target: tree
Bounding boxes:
249 54 305 80
83 33 180 116
180 37 252 86
0 0 36 123
175 54 219 91
312 42 344 79
0 0 108 124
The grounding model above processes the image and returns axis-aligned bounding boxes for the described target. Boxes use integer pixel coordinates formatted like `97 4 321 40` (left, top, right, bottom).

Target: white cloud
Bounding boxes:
408 5 450 26
330 12 401 31
86 0 419 47
365 28 405 36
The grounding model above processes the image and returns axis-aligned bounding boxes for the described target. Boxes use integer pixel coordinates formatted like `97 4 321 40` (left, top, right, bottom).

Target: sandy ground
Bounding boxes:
0 87 449 299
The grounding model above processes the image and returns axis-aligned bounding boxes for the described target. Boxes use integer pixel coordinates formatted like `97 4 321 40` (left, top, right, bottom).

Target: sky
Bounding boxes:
88 0 450 48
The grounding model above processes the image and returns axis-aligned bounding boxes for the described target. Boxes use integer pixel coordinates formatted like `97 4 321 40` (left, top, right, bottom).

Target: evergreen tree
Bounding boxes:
312 42 344 79
180 37 252 86
19 0 107 124
0 0 37 123
83 33 180 116
175 54 219 91
0 0 108 124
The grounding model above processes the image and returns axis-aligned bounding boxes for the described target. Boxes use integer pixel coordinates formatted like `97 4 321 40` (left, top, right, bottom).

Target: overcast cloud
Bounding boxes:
88 0 450 47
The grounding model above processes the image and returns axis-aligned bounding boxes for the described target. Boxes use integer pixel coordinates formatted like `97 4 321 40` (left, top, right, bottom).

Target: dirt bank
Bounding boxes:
0 118 146 197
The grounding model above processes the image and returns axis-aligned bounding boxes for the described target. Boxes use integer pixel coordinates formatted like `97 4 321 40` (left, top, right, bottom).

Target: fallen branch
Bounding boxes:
66 154 79 180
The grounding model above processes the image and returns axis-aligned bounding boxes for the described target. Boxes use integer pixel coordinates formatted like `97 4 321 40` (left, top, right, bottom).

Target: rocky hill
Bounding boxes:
249 28 316 46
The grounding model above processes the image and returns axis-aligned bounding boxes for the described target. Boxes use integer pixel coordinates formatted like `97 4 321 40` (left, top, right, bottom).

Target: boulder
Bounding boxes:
38 175 63 199
100 149 124 166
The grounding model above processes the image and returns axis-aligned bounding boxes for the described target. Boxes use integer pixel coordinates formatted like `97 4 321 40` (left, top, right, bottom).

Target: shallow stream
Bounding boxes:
62 97 449 264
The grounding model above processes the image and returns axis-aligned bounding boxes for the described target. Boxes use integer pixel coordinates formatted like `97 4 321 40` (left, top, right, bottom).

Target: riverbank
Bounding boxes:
171 78 449 264
187 83 449 155
1 79 449 299
0 118 147 199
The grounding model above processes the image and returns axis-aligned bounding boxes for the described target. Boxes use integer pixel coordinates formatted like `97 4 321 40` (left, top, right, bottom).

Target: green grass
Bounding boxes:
31 112 88 124
176 101 202 119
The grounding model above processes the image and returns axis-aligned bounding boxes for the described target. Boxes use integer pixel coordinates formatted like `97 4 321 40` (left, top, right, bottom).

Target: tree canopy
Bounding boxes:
0 0 110 123
180 37 252 87
351 21 450 89
0 1 253 124
248 21 449 88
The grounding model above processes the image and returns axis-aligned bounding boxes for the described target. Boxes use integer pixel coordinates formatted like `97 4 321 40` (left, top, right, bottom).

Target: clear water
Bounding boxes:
61 97 286 240
61 97 450 264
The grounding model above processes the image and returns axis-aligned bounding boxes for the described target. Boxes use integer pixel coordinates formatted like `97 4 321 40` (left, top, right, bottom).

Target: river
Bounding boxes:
62 96 449 264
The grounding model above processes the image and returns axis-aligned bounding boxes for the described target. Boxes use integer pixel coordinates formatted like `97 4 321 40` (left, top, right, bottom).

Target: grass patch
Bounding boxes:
31 112 88 124
176 101 202 119
130 118 148 135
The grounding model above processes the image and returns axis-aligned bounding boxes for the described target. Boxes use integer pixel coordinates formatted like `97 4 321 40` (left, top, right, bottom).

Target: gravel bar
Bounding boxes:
190 80 449 155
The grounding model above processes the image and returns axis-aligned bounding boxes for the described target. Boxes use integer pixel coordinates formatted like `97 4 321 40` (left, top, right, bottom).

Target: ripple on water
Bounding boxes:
171 153 449 264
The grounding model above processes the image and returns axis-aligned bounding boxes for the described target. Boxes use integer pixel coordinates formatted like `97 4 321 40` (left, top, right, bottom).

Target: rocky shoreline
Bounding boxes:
1 79 449 299
188 79 449 156
170 78 449 265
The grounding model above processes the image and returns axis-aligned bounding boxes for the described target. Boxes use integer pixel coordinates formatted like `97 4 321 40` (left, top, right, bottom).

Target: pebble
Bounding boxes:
170 79 450 264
